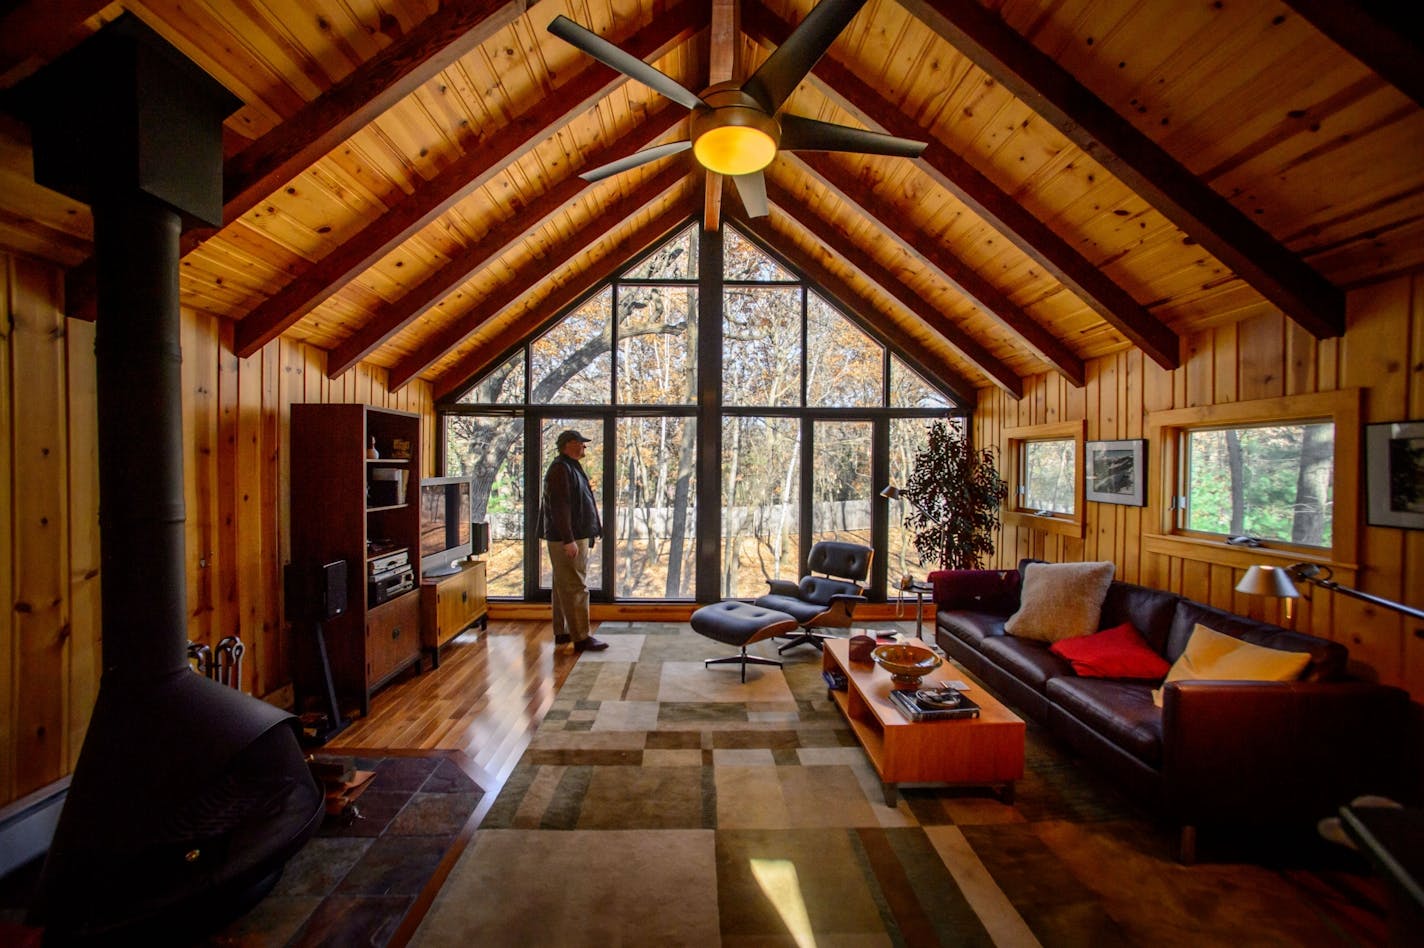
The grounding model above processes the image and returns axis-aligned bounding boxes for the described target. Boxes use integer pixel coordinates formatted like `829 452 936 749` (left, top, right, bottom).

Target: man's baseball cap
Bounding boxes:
556 429 592 448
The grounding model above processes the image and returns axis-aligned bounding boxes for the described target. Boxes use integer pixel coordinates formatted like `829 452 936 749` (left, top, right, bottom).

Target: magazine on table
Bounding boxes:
889 686 980 721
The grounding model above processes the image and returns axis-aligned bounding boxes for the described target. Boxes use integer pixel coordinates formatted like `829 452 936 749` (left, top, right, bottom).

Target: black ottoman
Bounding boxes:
690 602 799 682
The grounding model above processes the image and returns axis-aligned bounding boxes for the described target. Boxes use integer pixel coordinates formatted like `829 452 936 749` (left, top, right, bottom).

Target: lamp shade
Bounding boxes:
879 484 901 500
692 124 777 176
1235 564 1300 598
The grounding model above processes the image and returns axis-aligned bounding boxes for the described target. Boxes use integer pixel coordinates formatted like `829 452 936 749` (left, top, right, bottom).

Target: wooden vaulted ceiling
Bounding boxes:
1 0 1422 406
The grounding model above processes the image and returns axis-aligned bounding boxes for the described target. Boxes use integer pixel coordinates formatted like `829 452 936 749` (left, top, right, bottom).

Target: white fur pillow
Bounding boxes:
1004 561 1116 642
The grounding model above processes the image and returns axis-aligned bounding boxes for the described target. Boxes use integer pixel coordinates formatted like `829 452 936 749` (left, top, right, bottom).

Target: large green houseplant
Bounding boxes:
902 421 1009 569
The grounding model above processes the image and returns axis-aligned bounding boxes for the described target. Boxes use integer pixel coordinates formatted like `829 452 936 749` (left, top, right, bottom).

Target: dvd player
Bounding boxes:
368 548 409 576
369 566 415 605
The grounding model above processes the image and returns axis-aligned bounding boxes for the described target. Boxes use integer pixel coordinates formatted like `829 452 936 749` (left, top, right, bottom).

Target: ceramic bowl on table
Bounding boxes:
871 643 943 690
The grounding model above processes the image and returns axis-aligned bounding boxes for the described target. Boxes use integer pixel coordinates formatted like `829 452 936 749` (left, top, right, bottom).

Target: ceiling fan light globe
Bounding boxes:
693 125 777 176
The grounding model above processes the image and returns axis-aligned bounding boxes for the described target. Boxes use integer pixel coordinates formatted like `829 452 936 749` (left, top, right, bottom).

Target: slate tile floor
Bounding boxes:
0 753 483 947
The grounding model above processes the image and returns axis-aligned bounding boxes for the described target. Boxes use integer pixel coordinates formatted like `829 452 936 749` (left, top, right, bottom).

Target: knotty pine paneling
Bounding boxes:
0 252 433 809
976 274 1424 701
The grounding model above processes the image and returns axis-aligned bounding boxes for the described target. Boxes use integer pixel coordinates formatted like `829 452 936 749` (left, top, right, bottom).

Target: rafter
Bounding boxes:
1282 0 1424 109
742 4 1181 371
897 0 1344 339
391 163 691 391
734 213 979 408
62 0 533 321
765 174 1023 397
325 106 687 377
702 0 740 232
0 0 110 80
786 152 1083 389
223 0 531 218
232 5 706 358
432 204 695 401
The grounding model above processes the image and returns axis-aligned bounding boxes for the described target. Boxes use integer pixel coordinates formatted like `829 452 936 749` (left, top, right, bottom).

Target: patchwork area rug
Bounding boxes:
411 623 1385 946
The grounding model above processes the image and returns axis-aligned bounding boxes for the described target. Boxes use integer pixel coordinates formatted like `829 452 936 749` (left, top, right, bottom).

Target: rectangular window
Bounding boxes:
1146 389 1361 571
1183 422 1335 547
444 414 525 597
1003 421 1085 537
615 416 696 598
721 416 800 598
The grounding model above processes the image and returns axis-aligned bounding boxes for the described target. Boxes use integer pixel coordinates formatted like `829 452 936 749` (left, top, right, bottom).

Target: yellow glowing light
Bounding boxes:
692 125 777 176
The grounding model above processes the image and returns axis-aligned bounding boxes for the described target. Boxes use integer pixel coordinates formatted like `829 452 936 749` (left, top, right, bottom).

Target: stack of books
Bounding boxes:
889 687 980 721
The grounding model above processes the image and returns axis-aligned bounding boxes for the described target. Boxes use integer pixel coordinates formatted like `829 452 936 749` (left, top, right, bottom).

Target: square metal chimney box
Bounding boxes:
11 12 241 227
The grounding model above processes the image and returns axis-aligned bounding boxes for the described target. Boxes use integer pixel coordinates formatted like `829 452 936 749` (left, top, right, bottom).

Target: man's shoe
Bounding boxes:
574 637 609 652
554 634 571 645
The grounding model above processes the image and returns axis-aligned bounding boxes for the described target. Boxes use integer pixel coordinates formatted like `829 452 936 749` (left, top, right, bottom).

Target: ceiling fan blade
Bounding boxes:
779 114 927 158
548 15 707 111
741 0 869 114
732 170 769 218
580 140 692 182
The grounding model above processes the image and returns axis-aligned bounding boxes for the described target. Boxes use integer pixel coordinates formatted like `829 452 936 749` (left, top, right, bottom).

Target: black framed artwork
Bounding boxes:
1084 439 1146 506
1366 421 1424 529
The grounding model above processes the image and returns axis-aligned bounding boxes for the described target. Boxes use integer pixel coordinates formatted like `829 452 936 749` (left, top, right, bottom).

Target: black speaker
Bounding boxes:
471 522 490 556
285 559 348 621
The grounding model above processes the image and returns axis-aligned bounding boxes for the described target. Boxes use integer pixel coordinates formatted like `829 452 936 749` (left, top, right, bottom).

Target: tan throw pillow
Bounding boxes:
1004 561 1116 642
1152 623 1312 707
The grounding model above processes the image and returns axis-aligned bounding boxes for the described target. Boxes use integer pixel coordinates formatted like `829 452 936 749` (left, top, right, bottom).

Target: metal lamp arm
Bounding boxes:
1289 564 1424 622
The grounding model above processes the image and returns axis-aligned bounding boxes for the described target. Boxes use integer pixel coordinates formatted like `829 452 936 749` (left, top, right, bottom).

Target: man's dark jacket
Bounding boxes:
540 453 601 543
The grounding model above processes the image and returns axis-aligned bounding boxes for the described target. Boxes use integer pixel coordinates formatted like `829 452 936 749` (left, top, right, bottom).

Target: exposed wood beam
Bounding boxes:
233 5 706 358
743 4 1181 371
702 0 739 231
223 0 531 218
734 213 979 408
393 162 691 391
766 174 1025 398
786 152 1081 388
432 203 695 401
325 106 687 377
62 0 532 322
896 0 1344 339
0 0 110 80
1283 0 1424 108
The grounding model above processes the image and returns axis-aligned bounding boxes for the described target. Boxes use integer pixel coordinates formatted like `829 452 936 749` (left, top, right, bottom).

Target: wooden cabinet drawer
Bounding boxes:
421 561 488 654
367 591 420 684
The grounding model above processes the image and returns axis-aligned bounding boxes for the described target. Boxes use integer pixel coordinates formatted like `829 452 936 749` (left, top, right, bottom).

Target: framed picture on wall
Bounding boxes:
1366 421 1424 529
1084 439 1146 506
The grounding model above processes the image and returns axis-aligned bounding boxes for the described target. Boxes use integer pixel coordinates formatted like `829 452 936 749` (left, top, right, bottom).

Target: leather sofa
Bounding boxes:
930 563 1410 861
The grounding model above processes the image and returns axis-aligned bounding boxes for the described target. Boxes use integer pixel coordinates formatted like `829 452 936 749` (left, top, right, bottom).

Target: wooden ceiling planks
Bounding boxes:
2 0 1423 402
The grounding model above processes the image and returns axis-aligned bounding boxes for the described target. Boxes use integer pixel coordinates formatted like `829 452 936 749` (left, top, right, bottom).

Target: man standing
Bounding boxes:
540 429 608 651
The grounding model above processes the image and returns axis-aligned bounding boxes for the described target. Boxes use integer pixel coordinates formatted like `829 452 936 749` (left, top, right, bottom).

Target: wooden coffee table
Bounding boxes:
823 637 1025 806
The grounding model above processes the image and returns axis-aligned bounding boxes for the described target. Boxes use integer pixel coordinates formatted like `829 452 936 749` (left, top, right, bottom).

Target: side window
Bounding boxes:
1004 421 1085 537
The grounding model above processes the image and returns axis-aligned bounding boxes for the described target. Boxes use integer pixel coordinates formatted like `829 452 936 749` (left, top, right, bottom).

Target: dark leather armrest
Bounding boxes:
766 579 800 597
829 592 868 607
1162 680 1410 824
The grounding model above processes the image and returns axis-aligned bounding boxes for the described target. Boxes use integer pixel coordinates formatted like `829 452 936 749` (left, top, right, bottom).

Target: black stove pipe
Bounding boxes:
12 15 324 943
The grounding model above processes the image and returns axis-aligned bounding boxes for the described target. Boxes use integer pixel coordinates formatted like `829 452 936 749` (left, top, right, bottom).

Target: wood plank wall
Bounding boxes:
0 252 434 808
976 273 1424 700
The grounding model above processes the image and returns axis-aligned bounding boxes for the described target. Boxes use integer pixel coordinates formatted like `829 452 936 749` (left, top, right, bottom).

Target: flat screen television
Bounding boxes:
418 475 472 578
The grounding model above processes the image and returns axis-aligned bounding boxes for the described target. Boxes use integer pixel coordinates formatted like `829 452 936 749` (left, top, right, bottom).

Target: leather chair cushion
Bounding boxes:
753 593 828 624
980 635 1074 692
1046 676 1164 766
691 601 799 646
807 541 872 581
798 575 862 606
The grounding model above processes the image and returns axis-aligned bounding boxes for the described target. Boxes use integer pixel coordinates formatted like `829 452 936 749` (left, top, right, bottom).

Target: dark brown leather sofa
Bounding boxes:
930 563 1410 861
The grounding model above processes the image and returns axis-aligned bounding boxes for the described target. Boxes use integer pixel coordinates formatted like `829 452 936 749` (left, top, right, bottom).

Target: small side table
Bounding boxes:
907 581 933 640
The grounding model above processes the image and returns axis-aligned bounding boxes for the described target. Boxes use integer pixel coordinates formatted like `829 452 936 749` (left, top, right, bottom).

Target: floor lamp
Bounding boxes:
1236 562 1424 627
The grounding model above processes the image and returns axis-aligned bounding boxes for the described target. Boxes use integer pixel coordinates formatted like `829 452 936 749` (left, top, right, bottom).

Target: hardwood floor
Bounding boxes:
326 619 577 787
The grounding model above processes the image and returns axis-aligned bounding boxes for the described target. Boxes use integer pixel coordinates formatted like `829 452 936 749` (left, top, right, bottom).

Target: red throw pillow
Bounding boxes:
1049 622 1170 680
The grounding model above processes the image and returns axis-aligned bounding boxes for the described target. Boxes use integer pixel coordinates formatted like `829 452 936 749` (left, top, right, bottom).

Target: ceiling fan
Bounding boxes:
548 0 927 217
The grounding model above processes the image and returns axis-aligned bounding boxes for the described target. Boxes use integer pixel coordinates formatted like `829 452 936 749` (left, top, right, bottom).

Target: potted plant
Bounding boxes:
902 421 1008 569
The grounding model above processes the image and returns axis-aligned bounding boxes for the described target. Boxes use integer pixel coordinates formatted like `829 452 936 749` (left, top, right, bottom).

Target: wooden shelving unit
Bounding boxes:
289 403 422 720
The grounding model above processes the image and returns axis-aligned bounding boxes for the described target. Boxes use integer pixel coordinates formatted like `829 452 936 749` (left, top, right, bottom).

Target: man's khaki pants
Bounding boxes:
547 538 590 643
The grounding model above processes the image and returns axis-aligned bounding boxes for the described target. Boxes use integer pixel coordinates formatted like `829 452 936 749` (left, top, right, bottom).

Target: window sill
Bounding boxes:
1141 533 1356 580
1003 509 1085 538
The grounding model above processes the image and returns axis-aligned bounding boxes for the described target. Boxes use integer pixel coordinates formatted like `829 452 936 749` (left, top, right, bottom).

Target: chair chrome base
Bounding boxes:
776 630 835 654
704 648 782 683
